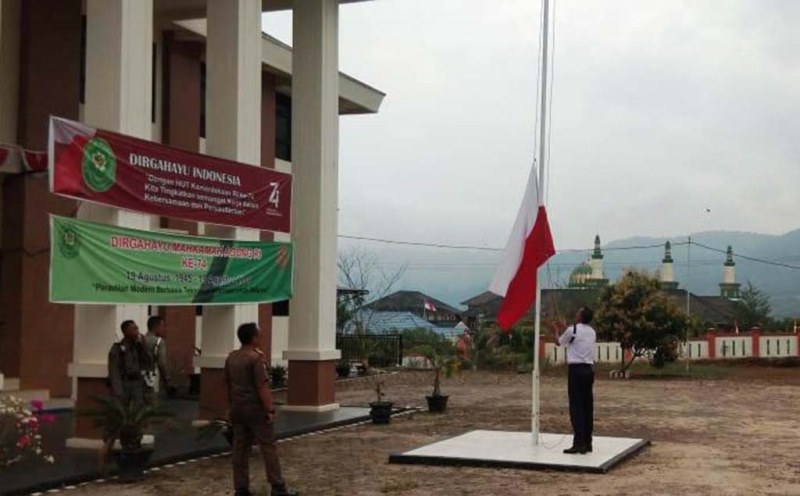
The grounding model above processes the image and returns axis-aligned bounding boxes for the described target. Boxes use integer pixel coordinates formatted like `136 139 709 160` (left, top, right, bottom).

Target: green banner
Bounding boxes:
50 215 293 305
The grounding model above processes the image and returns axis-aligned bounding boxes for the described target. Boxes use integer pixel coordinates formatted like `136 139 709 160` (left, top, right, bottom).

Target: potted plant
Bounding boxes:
420 346 459 413
336 359 351 379
368 380 393 425
82 396 174 482
269 365 287 389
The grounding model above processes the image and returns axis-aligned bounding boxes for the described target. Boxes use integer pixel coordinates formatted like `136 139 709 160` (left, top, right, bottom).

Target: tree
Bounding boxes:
401 327 454 356
595 270 688 371
337 248 406 334
735 281 772 330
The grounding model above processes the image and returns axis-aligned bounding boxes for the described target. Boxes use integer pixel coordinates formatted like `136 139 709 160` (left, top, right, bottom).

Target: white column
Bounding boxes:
286 0 341 363
723 265 735 284
68 0 154 391
0 0 20 144
195 0 261 368
661 262 674 283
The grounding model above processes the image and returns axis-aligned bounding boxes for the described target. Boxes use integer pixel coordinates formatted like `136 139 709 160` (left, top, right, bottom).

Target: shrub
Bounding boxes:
269 365 287 388
336 360 351 379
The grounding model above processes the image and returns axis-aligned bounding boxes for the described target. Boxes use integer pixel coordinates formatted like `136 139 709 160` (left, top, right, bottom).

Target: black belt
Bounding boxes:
568 363 593 367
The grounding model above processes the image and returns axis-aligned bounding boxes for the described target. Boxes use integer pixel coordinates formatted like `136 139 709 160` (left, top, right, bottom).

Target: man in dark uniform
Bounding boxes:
224 323 297 496
108 320 151 408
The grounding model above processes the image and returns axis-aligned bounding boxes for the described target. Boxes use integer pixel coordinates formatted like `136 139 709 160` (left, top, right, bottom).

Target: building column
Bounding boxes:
751 329 761 358
0 0 20 143
285 0 341 411
67 0 154 448
706 331 717 359
0 0 20 385
194 0 262 419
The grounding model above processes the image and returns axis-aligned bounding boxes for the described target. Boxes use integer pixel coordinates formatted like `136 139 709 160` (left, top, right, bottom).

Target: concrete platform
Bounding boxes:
389 430 649 474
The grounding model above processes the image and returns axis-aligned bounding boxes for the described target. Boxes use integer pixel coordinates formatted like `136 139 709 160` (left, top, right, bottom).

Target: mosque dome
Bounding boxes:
569 261 593 288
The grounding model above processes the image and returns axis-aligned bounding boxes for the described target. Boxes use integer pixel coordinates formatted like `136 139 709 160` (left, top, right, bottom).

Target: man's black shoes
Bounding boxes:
271 483 299 496
563 446 587 454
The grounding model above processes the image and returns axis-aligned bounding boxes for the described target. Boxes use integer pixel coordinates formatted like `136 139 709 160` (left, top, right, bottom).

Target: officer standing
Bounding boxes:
108 320 151 408
554 306 597 454
143 315 175 404
224 323 297 496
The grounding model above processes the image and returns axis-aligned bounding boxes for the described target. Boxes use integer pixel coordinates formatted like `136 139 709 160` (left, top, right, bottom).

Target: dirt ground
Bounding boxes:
70 365 800 496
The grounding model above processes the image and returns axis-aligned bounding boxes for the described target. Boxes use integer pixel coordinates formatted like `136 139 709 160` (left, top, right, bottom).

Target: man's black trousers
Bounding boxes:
567 363 594 449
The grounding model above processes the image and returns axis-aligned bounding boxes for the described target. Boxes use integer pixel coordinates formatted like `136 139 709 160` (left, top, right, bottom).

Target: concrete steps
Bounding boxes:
0 377 52 405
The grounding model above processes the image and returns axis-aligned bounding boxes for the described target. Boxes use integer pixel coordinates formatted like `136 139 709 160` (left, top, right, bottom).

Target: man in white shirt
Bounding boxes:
554 306 596 454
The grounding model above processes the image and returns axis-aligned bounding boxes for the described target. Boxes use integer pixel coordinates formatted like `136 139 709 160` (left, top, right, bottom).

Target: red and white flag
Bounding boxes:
0 144 48 174
0 144 22 174
424 299 437 313
489 164 555 330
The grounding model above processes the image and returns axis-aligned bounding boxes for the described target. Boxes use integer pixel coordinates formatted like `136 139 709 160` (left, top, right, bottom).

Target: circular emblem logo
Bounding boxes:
82 138 116 192
59 227 80 259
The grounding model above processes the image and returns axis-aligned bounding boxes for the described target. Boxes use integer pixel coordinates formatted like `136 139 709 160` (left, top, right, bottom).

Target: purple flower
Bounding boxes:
31 400 44 411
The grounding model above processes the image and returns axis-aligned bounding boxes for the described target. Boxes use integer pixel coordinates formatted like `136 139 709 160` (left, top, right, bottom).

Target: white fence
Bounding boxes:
545 342 623 365
760 336 797 358
544 333 798 365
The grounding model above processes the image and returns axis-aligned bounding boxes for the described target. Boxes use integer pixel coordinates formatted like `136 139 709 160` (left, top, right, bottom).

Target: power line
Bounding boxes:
339 235 503 252
340 235 686 254
691 241 800 270
341 235 800 271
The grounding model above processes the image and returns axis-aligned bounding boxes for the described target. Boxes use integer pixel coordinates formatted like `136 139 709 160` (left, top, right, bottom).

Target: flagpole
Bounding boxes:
532 0 550 445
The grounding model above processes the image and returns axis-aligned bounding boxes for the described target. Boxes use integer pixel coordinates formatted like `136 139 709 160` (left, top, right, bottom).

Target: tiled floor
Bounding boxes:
1 398 371 496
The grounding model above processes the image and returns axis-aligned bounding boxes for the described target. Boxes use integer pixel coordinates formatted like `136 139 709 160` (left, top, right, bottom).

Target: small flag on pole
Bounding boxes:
489 164 555 331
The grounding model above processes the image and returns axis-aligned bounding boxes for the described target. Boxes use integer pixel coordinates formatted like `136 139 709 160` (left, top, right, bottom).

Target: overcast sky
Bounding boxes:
264 0 800 253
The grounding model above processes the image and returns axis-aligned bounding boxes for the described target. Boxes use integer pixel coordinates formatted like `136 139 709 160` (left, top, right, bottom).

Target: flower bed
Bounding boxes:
0 396 55 468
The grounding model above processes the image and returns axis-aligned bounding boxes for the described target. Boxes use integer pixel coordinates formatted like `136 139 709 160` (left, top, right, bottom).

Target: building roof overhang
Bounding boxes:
173 19 384 115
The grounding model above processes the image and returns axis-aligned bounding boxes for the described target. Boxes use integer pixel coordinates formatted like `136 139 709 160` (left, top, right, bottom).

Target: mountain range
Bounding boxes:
347 229 800 318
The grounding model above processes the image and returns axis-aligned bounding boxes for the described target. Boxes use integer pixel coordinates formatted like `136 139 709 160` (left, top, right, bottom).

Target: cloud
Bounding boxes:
264 0 799 253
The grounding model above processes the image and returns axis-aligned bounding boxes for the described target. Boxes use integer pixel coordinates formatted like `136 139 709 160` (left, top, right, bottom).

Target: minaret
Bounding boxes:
587 235 609 288
719 245 741 299
659 241 679 290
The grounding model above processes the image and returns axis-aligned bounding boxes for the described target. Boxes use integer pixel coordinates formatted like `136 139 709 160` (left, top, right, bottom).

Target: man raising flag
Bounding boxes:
489 162 555 330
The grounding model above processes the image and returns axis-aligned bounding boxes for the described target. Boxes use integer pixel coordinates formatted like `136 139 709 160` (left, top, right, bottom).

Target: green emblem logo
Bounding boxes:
59 226 80 259
82 138 116 192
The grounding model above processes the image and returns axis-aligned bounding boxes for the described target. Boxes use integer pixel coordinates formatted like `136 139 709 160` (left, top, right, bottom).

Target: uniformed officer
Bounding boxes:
554 306 597 454
143 315 175 405
108 320 151 409
224 322 297 496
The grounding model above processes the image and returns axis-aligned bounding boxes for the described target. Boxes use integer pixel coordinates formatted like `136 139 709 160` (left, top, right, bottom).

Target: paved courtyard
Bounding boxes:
66 365 800 496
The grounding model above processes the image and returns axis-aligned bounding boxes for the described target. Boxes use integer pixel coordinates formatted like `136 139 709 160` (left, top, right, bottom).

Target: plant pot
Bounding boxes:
369 401 393 424
113 446 154 483
426 394 449 413
188 374 201 396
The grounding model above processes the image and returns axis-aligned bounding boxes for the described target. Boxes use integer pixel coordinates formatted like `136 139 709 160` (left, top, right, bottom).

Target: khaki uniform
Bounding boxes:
108 338 151 408
225 347 283 491
143 332 170 404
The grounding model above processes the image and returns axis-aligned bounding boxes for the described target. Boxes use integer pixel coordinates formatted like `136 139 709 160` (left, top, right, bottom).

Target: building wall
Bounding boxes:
0 0 81 396
0 7 284 395
159 33 203 385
